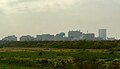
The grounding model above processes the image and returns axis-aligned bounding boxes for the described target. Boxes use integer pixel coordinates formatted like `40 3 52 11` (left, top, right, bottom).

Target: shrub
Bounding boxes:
38 52 43 56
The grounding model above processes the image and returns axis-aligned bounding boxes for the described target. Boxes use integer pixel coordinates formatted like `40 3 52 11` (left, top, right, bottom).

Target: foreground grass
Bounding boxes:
0 48 120 69
0 64 32 69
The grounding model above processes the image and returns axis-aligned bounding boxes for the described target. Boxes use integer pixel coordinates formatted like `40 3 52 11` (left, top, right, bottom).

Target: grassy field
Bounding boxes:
0 64 32 69
0 48 120 69
0 41 120 69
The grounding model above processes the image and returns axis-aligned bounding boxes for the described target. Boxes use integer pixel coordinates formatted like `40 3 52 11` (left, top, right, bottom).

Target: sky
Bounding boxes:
0 0 120 39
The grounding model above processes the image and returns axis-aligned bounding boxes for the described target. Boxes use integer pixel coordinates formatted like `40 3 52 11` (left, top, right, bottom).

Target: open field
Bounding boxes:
0 47 119 69
0 47 107 52
0 41 120 69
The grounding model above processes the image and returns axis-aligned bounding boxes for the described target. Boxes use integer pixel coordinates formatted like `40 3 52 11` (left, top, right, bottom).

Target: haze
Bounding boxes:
0 0 120 39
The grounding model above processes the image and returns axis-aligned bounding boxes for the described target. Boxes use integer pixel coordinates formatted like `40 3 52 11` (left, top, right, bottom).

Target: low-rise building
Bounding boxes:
68 30 82 41
54 32 65 41
94 37 104 41
2 35 17 41
20 35 34 41
107 37 116 41
36 34 54 41
81 33 95 40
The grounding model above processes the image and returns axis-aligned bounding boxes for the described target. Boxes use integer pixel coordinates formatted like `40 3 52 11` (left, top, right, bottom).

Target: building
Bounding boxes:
36 34 54 41
2 35 17 41
54 32 65 41
81 33 95 40
94 37 104 41
20 35 34 41
36 35 42 41
99 29 107 40
107 37 116 41
68 30 82 41
56 32 65 38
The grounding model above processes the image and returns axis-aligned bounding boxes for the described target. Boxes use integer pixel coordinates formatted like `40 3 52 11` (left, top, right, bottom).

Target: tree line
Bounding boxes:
0 40 120 49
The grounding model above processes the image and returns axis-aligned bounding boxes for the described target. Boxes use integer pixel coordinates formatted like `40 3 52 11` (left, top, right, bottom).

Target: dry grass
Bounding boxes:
0 47 79 52
0 47 108 53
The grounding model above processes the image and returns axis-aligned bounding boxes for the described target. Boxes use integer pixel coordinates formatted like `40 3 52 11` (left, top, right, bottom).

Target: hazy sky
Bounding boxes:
0 0 120 39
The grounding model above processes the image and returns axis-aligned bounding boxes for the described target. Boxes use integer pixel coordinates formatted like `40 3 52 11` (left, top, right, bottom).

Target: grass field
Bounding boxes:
0 40 120 69
0 48 120 69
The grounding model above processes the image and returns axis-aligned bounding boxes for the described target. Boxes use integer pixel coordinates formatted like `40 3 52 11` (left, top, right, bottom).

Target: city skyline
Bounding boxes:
1 29 117 41
0 0 120 39
0 29 117 40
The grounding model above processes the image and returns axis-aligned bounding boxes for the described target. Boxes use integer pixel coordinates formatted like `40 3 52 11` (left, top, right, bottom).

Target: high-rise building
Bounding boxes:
99 29 107 40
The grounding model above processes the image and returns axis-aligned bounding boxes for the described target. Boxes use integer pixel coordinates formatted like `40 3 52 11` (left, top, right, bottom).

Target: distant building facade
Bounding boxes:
2 35 17 41
36 34 54 41
54 32 65 41
20 35 34 41
99 29 107 40
94 37 104 41
1 29 114 41
68 30 82 41
107 37 115 41
81 33 95 40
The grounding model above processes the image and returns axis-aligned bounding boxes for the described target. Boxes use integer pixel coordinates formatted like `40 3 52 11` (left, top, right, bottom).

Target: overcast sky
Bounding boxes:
0 0 120 39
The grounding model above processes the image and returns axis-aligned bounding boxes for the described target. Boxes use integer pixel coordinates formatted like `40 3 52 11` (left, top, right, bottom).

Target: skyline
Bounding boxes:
0 29 116 40
1 29 110 41
0 0 120 39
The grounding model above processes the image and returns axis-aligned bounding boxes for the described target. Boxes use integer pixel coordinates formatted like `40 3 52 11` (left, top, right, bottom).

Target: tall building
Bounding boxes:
99 29 107 40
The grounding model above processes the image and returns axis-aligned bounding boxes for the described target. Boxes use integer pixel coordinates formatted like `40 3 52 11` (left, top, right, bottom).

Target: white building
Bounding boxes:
20 35 34 41
99 29 107 40
2 35 17 41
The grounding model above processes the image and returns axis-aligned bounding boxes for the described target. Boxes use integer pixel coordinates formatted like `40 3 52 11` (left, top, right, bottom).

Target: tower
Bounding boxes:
99 29 107 40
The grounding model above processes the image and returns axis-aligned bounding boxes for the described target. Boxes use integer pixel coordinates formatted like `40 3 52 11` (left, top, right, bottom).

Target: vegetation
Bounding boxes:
0 41 120 68
0 48 119 69
0 40 119 49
